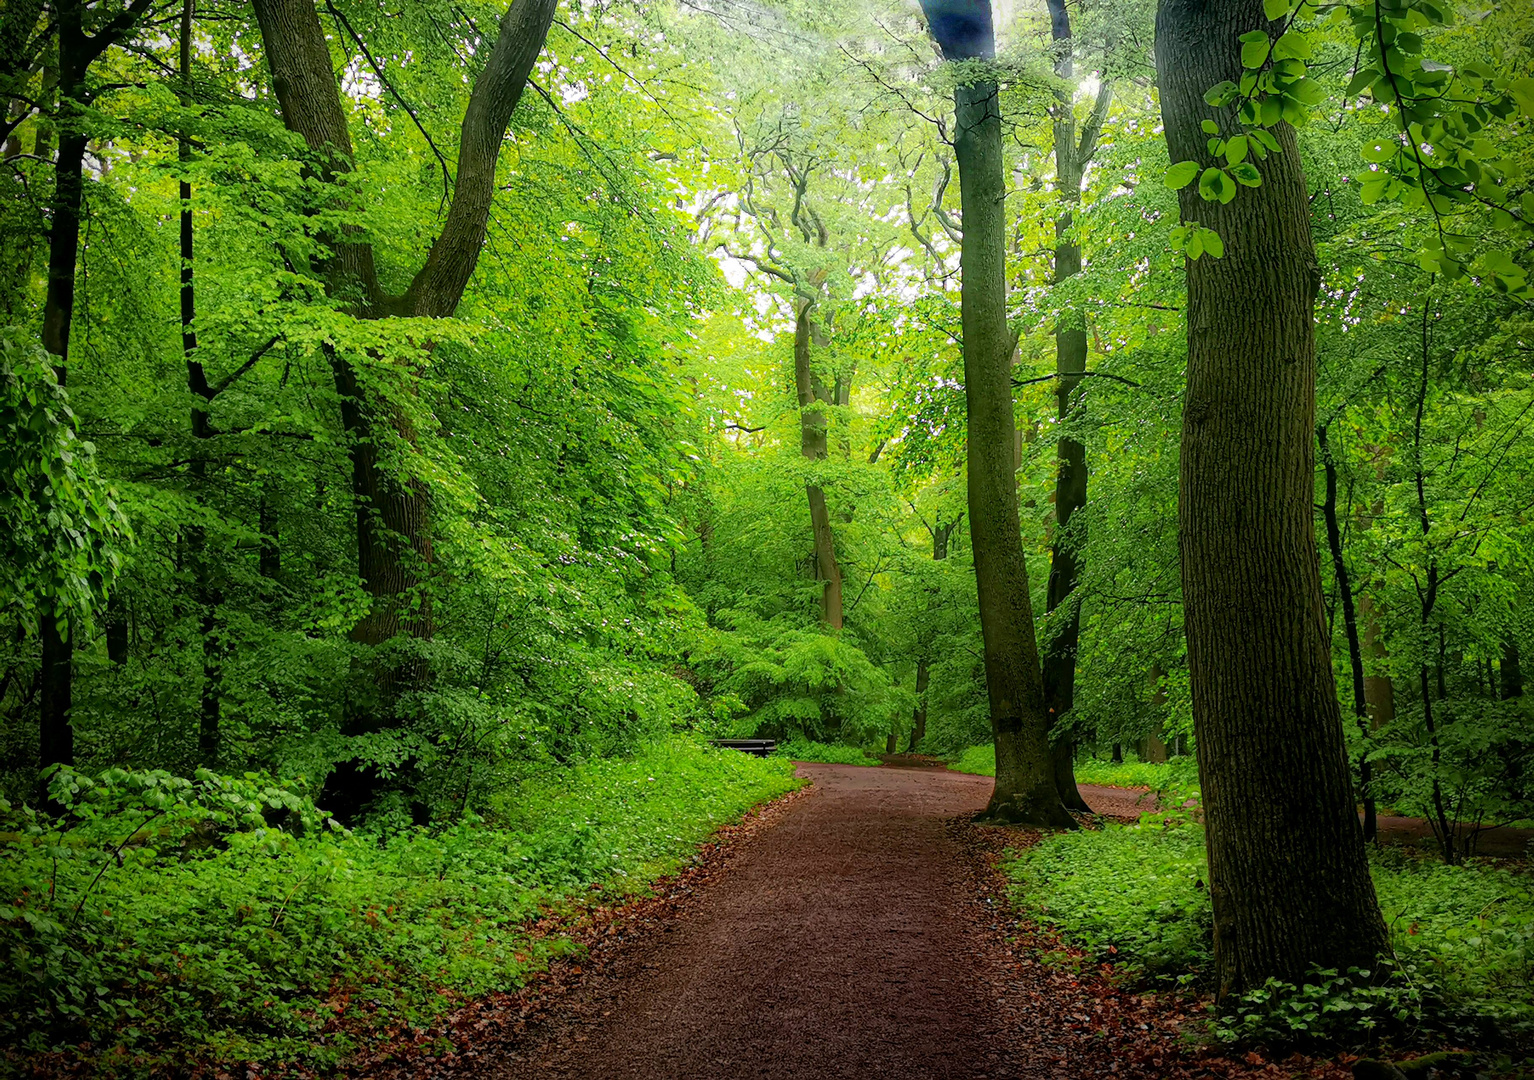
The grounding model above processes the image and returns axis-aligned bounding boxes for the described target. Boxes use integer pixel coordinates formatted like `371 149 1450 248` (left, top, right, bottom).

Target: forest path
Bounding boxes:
488 763 1063 1080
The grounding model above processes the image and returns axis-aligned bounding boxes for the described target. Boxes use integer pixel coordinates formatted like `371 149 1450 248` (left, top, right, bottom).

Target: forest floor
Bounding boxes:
395 763 1369 1080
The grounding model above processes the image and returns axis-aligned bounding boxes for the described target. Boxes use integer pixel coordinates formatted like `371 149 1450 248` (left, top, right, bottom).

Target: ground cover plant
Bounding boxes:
772 738 879 766
0 740 799 1072
1008 818 1534 1051
3 0 1534 1072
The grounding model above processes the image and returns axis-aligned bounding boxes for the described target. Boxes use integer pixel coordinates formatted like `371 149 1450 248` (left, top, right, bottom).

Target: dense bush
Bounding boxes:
1008 818 1534 1045
1074 756 1200 798
0 740 799 1071
949 744 997 776
773 737 878 765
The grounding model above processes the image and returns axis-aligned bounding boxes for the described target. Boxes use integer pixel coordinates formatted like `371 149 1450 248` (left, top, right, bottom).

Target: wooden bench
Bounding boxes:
709 738 777 758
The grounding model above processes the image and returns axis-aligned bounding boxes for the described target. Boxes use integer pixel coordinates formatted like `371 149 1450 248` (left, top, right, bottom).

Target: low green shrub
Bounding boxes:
0 739 800 1071
1007 818 1534 1046
772 737 877 766
1074 755 1201 799
949 744 996 776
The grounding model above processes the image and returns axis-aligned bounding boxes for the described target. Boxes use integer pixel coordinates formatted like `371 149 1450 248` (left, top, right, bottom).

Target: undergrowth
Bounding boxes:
0 738 800 1073
950 748 1201 804
773 737 877 766
1007 815 1534 1050
949 744 997 776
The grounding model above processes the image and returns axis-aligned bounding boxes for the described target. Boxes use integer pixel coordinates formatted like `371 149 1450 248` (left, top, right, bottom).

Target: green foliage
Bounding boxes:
949 744 997 777
0 331 131 640
1009 815 1213 980
1074 755 1201 800
1008 821 1534 1044
773 737 877 765
0 739 799 1070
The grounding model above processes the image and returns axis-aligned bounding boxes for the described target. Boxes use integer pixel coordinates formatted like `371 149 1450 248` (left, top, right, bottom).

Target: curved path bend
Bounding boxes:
492 764 1064 1080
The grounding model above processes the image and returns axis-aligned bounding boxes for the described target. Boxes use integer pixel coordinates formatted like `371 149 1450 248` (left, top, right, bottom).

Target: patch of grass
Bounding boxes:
1 738 801 1072
1075 756 1201 800
949 744 996 776
1007 818 1534 1046
773 737 878 766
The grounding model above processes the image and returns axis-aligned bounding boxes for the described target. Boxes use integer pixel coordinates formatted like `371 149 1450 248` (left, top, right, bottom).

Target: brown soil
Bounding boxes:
487 763 1035 1079
477 763 1332 1080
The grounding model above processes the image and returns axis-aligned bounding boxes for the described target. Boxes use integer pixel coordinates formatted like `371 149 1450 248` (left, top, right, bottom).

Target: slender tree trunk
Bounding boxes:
1318 423 1375 841
1038 2 1105 814
259 484 280 580
919 0 1072 828
1503 640 1523 699
1156 0 1387 995
795 297 843 629
36 3 92 785
908 519 953 753
176 0 221 767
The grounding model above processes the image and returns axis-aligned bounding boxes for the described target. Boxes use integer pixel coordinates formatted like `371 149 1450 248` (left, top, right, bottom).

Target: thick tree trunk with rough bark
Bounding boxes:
1503 641 1523 699
919 0 1073 828
794 298 843 629
1156 0 1388 995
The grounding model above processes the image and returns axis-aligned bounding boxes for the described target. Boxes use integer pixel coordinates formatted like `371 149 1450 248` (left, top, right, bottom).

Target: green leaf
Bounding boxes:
1346 68 1380 97
1164 160 1201 190
1203 81 1239 108
1287 78 1327 106
1229 162 1263 187
1272 32 1313 61
1240 31 1272 70
1198 167 1238 204
1361 140 1397 163
1201 119 1220 135
1201 228 1225 259
1225 134 1249 165
1263 0 1293 19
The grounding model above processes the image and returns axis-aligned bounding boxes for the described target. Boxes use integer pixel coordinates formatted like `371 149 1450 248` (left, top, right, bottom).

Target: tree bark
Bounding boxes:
1503 640 1523 699
908 519 954 753
1156 0 1387 994
178 0 221 767
919 0 1073 828
795 297 843 629
1039 0 1110 815
251 0 555 813
1318 423 1374 841
37 0 109 783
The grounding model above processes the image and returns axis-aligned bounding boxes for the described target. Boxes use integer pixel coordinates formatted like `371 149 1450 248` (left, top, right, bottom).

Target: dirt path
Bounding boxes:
490 763 1037 1080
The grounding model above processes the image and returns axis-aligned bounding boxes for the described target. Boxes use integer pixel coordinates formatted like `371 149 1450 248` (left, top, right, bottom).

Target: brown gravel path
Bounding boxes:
490 763 1039 1080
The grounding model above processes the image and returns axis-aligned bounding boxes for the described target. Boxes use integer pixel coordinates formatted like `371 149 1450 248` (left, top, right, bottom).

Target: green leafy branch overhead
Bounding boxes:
1162 0 1534 285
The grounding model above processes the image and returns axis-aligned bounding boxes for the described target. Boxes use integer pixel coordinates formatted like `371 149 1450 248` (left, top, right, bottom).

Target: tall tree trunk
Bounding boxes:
1503 640 1523 699
919 0 1073 828
1156 0 1387 995
908 519 954 753
1318 423 1375 841
36 3 91 785
795 297 843 629
251 0 555 815
259 483 280 581
178 0 221 767
1039 0 1110 815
